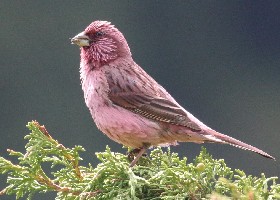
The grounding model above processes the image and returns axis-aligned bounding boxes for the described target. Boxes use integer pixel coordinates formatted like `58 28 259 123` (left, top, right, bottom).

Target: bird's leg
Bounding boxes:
128 143 150 167
129 148 147 167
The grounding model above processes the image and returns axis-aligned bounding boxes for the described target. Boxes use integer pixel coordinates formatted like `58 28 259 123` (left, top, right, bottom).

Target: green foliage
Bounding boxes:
0 121 279 199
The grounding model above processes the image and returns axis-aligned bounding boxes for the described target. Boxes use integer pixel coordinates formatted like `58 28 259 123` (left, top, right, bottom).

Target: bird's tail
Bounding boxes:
205 129 275 160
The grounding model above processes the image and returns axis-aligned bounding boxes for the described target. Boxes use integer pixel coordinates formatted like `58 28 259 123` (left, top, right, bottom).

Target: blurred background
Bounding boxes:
1 1 279 199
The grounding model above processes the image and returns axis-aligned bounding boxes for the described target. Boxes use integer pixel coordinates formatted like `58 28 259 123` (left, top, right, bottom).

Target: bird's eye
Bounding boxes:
95 31 104 37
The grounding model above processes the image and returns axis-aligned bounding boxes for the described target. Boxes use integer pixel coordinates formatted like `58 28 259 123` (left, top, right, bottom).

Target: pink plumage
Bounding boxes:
71 20 275 166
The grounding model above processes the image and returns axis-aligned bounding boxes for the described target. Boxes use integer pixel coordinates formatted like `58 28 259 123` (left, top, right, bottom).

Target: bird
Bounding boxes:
71 20 275 167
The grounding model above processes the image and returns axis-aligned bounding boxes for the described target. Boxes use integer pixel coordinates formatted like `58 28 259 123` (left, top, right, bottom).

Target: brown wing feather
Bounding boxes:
109 93 201 131
107 65 201 131
105 63 201 132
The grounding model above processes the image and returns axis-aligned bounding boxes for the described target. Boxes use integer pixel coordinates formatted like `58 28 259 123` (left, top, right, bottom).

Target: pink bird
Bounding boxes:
71 20 275 167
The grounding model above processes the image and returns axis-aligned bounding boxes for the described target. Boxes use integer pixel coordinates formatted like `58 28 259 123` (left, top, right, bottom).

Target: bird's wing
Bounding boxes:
109 93 200 131
107 65 201 131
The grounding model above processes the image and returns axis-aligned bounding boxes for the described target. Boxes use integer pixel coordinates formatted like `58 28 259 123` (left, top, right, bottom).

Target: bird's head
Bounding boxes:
71 21 131 67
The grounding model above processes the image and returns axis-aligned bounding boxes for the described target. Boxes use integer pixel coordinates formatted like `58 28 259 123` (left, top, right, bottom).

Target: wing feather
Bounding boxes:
109 93 201 131
105 64 202 132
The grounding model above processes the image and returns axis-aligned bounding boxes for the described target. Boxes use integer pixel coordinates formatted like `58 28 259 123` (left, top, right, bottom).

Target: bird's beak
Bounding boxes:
71 32 91 47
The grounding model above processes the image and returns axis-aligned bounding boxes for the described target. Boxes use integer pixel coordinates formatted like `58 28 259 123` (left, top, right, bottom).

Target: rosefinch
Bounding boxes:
71 21 275 167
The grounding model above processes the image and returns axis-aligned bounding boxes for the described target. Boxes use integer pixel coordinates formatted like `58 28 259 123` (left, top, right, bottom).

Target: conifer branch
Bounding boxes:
0 121 279 199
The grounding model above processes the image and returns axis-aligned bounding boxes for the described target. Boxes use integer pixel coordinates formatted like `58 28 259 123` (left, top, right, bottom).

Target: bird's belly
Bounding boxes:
90 104 177 148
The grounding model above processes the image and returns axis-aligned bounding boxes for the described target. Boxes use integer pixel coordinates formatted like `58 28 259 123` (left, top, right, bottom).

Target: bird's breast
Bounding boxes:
81 68 111 115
